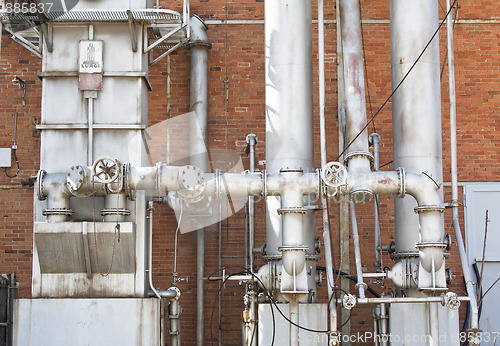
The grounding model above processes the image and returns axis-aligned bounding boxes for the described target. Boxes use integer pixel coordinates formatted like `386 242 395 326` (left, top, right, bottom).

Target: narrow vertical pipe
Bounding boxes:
318 0 337 337
246 134 257 346
349 201 366 298
370 133 382 271
290 299 299 346
336 0 351 339
446 0 478 329
87 98 94 166
318 0 326 168
447 1 458 221
188 15 210 346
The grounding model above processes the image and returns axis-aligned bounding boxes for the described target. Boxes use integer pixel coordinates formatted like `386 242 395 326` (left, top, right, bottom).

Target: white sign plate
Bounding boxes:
78 40 103 74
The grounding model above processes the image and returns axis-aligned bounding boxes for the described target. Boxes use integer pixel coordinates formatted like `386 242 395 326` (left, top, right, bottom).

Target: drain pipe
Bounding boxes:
446 0 479 331
188 15 211 346
318 0 338 339
245 134 258 346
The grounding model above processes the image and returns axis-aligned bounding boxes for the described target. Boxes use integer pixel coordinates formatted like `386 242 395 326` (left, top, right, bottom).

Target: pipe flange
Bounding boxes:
305 254 321 261
414 205 445 213
397 167 406 198
262 170 267 198
344 151 374 165
36 169 47 201
280 168 304 173
167 286 181 301
355 282 368 290
415 241 448 250
277 207 308 215
124 163 135 201
42 208 73 216
215 169 222 200
389 251 419 260
100 208 131 217
262 254 282 261
278 245 309 252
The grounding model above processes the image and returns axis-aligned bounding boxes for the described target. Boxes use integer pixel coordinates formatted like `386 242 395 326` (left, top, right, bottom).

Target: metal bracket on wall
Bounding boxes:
126 10 137 52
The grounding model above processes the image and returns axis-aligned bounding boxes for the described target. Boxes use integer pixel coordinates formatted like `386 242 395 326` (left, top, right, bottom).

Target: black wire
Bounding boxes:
358 0 376 134
208 270 276 346
4 149 20 178
335 0 458 162
379 160 393 169
317 267 382 298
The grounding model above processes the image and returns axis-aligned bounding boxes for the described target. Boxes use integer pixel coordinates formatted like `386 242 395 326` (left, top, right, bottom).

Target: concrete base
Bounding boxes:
14 298 161 346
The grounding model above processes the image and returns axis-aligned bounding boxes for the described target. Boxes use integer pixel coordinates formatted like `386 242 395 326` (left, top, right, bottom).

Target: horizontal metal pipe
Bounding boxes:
338 296 470 305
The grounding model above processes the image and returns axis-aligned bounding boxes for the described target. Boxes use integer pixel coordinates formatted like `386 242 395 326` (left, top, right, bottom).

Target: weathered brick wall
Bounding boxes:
1 0 499 344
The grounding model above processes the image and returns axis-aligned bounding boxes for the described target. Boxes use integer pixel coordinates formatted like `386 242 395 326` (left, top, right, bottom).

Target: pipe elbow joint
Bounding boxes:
189 15 211 48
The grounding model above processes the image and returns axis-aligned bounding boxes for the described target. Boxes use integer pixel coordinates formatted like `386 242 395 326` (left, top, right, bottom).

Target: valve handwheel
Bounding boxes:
321 161 347 188
93 157 121 184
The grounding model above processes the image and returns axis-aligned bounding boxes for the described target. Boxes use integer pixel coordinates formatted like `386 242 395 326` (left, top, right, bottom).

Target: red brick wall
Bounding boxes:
1 0 499 344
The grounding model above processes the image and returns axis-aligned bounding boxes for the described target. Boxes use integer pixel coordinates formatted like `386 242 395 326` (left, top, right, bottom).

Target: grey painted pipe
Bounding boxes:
391 0 444 255
265 0 314 261
188 15 210 346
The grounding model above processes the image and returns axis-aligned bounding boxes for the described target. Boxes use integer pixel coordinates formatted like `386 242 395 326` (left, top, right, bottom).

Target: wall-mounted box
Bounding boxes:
0 148 11 167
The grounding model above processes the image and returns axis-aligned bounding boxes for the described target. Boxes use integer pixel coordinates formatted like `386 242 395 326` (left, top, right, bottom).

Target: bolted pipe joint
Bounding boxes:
36 171 73 222
345 152 374 203
188 15 211 49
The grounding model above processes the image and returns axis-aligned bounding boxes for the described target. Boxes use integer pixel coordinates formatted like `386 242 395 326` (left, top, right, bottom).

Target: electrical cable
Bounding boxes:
4 149 20 178
358 0 376 134
208 269 276 346
335 0 458 162
317 266 382 298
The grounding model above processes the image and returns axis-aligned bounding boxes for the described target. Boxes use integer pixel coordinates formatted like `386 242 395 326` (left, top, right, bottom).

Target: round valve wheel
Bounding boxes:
93 157 121 184
321 161 347 188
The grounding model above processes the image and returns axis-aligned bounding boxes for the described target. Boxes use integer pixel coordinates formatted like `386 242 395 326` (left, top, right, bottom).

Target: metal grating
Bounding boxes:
1 9 181 23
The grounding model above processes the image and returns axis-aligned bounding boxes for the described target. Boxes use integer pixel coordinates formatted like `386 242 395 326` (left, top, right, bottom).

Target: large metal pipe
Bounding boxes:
265 0 314 257
338 0 372 203
188 15 210 346
390 0 444 259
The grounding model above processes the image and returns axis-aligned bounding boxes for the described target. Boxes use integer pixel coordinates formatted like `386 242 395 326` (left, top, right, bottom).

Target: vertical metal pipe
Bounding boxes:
370 133 382 271
290 299 299 346
87 98 94 166
169 299 180 346
188 16 210 346
349 201 366 298
265 0 314 297
446 0 478 329
452 219 479 329
336 1 351 339
246 134 257 346
390 0 443 256
429 302 439 346
338 0 369 156
318 0 337 336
